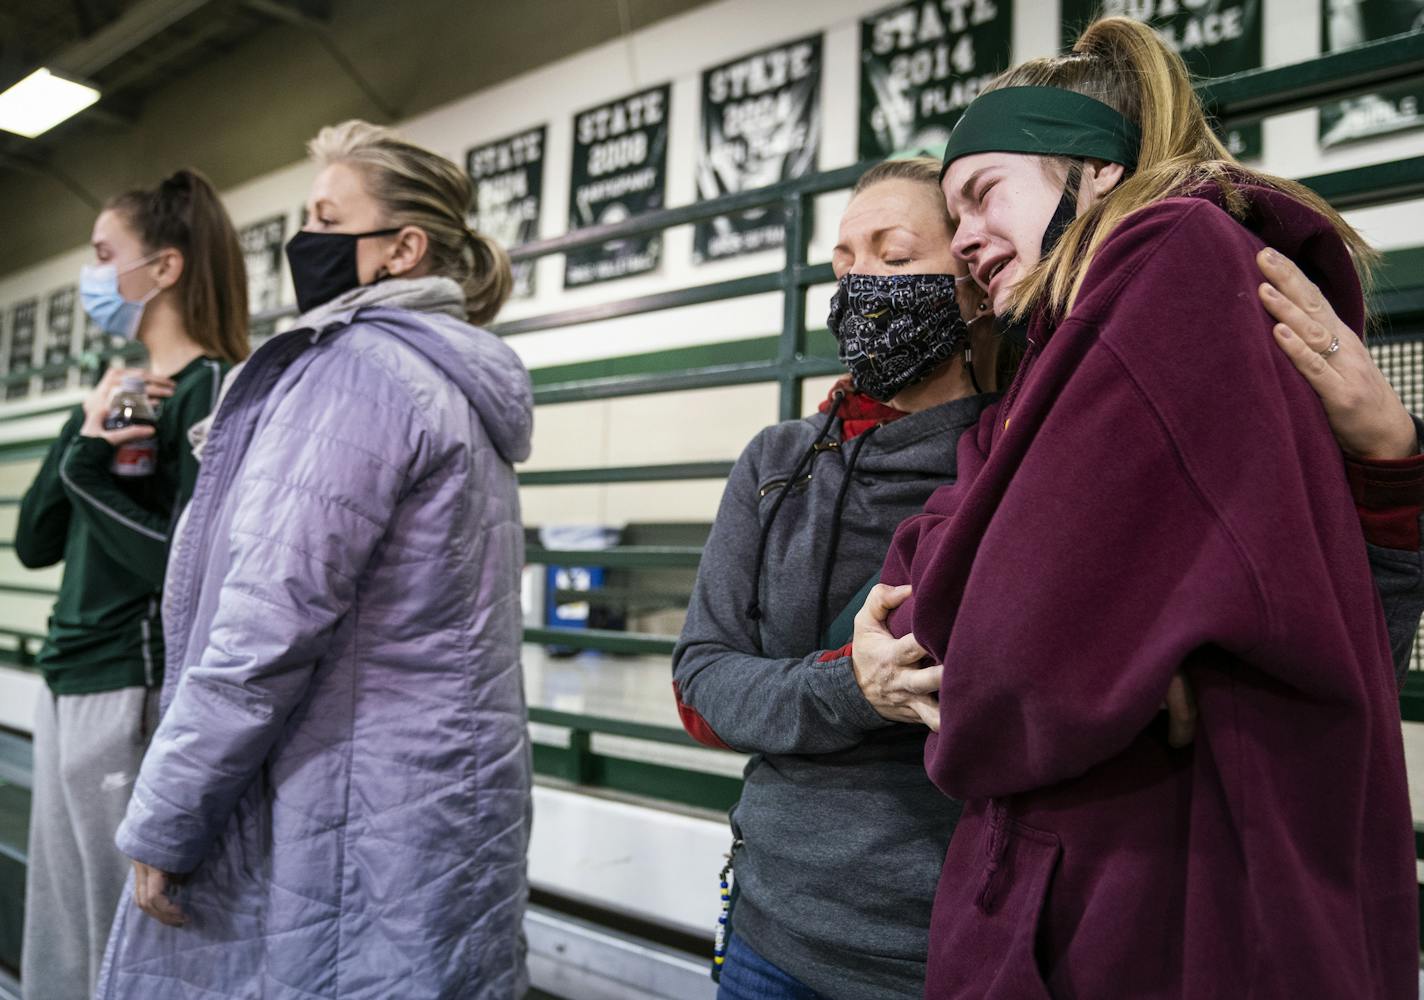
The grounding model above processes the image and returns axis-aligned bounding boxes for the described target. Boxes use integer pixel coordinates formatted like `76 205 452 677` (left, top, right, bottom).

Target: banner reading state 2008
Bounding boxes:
694 35 821 263
1061 0 1263 159
1320 0 1424 148
858 0 1014 160
566 84 670 288
466 126 546 299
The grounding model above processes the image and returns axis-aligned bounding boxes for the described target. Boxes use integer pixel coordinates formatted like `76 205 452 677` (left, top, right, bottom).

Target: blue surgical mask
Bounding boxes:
80 254 161 340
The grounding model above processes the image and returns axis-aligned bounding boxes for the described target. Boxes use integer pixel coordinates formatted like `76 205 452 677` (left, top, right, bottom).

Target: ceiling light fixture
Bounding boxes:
0 68 101 139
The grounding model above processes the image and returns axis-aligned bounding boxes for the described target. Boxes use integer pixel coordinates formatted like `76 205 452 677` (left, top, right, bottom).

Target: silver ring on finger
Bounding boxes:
1319 335 1340 360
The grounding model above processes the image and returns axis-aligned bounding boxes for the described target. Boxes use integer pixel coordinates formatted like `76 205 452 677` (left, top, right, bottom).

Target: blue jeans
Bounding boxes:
717 934 825 1000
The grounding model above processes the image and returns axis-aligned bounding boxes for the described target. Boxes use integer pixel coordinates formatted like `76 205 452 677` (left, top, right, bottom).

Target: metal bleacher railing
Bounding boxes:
1 32 1424 808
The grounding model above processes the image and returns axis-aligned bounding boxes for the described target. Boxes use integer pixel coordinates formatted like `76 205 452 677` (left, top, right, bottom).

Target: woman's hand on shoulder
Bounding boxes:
1260 247 1417 461
79 366 174 446
851 584 942 730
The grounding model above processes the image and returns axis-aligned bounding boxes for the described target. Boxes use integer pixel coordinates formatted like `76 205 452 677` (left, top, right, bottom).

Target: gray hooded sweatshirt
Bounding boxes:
673 392 1424 1000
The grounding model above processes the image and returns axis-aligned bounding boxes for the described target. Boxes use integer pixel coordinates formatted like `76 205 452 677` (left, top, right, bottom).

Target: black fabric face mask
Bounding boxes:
827 272 967 403
285 228 400 314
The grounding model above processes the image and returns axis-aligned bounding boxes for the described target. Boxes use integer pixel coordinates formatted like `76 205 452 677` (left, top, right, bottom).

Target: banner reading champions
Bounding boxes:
694 35 822 263
1320 0 1424 148
566 84 671 288
859 0 1014 160
1061 0 1263 159
467 126 547 299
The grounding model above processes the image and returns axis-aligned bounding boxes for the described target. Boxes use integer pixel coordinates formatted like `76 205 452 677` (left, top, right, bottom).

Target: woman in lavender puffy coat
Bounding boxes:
97 120 534 999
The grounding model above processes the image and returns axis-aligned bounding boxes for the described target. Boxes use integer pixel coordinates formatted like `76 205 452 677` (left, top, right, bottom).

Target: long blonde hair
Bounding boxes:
991 16 1376 321
308 120 513 326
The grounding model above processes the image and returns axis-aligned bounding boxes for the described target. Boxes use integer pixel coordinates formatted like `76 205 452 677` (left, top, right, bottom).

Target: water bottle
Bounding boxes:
105 374 158 478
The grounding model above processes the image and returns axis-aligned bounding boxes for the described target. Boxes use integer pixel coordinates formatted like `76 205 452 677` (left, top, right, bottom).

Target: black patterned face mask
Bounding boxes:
827 273 967 403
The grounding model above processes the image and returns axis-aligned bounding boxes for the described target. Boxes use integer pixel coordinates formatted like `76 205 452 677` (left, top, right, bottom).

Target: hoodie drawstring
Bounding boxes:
745 392 847 630
814 422 880 645
975 798 1010 912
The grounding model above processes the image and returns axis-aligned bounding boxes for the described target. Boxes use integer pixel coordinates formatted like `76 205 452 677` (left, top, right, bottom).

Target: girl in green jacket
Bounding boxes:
15 169 248 1000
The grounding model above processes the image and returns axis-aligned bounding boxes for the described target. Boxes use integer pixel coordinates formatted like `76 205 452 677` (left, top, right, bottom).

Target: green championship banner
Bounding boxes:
566 84 670 288
1320 0 1424 147
467 126 547 299
858 0 1014 160
1061 0 1263 159
694 35 822 263
240 214 287 318
5 299 36 400
42 286 76 392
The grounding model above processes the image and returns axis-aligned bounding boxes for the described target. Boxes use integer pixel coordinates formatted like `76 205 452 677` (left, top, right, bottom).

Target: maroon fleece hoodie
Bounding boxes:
880 184 1417 999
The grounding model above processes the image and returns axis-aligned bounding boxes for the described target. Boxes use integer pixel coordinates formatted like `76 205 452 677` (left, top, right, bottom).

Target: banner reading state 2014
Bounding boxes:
1061 0 1263 159
467 126 546 299
694 35 821 263
858 0 1014 160
566 84 670 288
1320 0 1424 148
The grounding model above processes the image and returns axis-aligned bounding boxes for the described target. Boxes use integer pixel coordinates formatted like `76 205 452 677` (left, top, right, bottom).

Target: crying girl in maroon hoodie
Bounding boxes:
879 18 1418 1000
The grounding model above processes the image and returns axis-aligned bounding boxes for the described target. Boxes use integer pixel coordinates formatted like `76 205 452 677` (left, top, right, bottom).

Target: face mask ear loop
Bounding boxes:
116 249 165 280
130 255 168 343
1041 162 1084 259
122 251 168 308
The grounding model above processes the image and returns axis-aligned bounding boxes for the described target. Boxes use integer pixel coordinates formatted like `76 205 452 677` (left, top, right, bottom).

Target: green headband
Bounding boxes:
941 86 1141 175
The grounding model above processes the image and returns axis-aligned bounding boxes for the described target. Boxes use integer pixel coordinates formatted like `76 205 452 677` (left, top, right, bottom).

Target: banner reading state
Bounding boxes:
467 126 547 299
1320 0 1424 147
42 286 76 392
859 0 1014 160
6 299 35 400
240 214 287 317
566 84 670 288
694 35 821 263
1061 0 1263 159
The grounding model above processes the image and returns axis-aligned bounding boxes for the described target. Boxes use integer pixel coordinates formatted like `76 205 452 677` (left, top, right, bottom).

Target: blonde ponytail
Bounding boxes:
308 120 514 326
463 229 513 327
989 16 1376 321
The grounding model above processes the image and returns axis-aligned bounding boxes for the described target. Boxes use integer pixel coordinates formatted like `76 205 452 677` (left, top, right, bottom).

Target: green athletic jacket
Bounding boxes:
16 356 226 695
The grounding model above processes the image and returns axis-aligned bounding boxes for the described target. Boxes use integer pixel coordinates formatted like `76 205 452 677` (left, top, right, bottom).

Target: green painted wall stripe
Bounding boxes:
522 626 677 656
519 462 734 486
528 707 697 746
1200 32 1424 128
526 546 701 568
530 744 741 812
0 583 57 598
530 329 840 388
1300 159 1424 212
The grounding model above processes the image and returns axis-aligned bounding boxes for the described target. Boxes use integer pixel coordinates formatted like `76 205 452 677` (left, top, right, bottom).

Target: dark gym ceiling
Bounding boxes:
0 0 717 277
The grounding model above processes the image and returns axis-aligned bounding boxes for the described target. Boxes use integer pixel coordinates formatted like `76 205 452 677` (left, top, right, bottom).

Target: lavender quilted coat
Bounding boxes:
96 296 534 999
